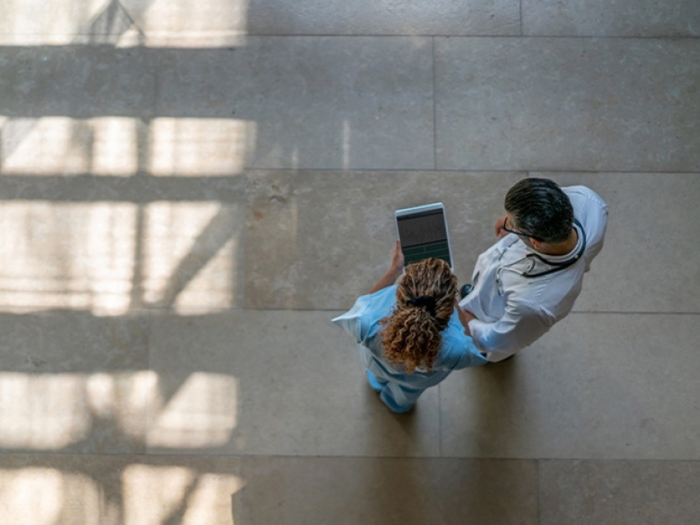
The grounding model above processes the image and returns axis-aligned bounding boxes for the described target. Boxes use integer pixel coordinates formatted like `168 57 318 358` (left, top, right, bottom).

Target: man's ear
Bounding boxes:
530 238 543 251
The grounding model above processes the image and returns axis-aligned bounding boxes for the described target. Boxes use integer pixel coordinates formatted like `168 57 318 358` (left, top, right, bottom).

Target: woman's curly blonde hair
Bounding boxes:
379 258 457 374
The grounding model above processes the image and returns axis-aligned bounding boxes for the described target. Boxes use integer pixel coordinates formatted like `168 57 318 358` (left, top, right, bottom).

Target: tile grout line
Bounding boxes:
536 459 543 525
3 169 699 178
437 383 443 457
143 48 160 457
176 33 700 40
8 451 700 463
4 32 700 40
431 36 438 171
519 0 524 36
238 167 700 176
239 176 249 310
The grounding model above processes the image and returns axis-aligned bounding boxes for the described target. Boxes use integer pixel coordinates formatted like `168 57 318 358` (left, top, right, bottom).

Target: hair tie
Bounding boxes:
407 295 437 317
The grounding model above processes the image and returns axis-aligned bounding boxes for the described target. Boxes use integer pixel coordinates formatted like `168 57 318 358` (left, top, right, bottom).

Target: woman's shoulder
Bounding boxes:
358 285 398 319
332 285 397 342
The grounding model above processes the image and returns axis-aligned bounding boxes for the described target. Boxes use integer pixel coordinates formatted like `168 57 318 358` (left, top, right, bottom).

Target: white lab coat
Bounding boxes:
459 186 608 362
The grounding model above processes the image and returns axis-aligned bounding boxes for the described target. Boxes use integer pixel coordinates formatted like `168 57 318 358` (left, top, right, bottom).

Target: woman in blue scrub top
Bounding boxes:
333 241 487 413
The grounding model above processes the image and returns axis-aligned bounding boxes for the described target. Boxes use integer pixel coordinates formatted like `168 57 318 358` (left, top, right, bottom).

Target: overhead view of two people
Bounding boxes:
333 178 609 413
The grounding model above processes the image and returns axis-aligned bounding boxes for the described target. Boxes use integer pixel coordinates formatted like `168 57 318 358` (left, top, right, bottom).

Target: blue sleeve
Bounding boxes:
451 336 489 369
440 309 488 369
332 286 397 344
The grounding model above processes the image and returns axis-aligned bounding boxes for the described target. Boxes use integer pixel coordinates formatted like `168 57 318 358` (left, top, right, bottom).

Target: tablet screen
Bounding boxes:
396 208 452 267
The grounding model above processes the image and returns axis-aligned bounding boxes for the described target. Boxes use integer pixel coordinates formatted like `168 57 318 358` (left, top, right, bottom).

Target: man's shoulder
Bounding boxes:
564 185 608 211
564 186 608 252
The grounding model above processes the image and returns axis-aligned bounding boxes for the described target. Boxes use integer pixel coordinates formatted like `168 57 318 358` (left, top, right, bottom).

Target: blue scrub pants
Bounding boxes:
366 370 423 413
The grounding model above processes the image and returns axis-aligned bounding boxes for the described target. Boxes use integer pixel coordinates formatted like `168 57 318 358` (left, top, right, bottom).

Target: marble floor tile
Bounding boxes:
0 46 156 120
110 0 518 40
245 0 521 36
0 313 149 454
0 0 136 45
237 457 538 525
523 0 700 37
435 38 700 172
155 37 434 170
244 170 523 310
533 172 700 314
0 175 246 315
539 460 700 525
440 313 700 460
147 310 441 457
120 0 248 41
0 117 153 177
0 454 243 525
0 116 252 178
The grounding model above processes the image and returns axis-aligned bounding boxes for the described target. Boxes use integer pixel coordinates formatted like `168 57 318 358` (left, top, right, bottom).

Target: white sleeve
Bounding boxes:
468 300 555 362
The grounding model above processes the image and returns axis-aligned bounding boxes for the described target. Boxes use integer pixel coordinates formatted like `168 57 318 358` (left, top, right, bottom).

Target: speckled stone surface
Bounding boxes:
244 0 521 36
435 38 700 172
237 457 539 525
440 313 700 460
539 460 700 525
155 37 436 170
523 0 700 37
0 313 149 454
147 310 442 457
0 454 244 525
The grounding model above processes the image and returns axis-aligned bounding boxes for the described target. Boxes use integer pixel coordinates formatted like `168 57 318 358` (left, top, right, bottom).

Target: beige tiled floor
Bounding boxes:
1 1 699 524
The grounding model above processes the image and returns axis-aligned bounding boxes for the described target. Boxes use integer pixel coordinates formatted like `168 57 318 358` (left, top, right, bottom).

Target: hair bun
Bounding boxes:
407 295 437 317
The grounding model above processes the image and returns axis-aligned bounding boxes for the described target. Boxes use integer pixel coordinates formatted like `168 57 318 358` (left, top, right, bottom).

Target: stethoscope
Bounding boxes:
493 219 587 291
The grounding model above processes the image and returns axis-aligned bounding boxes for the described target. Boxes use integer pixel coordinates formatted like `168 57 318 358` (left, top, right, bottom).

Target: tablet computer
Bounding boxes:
395 202 453 270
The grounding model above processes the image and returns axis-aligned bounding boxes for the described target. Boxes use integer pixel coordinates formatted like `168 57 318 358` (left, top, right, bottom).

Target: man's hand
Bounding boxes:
494 214 509 239
455 301 477 336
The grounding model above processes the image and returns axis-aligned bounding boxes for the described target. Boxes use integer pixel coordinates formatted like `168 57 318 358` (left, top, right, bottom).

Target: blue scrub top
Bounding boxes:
333 285 487 390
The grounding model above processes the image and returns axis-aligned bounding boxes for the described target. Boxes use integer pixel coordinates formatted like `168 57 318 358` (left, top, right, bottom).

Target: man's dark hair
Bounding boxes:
505 178 574 244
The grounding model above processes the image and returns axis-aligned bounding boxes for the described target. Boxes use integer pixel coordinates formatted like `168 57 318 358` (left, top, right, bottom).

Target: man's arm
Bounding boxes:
454 301 476 336
469 300 554 361
368 240 404 294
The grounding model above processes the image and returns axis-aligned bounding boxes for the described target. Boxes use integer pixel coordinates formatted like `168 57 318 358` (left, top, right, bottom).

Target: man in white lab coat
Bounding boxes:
457 178 608 362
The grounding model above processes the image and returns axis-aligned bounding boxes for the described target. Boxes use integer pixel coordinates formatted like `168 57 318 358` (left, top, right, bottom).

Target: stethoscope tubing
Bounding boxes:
493 219 587 292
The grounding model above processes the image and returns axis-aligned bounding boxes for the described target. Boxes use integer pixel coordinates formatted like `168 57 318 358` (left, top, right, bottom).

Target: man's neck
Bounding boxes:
537 227 579 256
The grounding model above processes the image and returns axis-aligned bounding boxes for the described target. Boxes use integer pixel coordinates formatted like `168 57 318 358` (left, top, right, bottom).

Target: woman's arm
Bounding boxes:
368 240 404 294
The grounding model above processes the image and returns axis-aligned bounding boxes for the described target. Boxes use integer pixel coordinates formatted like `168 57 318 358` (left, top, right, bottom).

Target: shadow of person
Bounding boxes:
471 357 521 456
455 356 540 523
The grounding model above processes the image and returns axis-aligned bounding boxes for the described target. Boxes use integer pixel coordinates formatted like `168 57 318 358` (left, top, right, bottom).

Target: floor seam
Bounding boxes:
205 33 700 40
432 36 438 172
237 167 700 175
519 0 524 36
438 383 443 457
